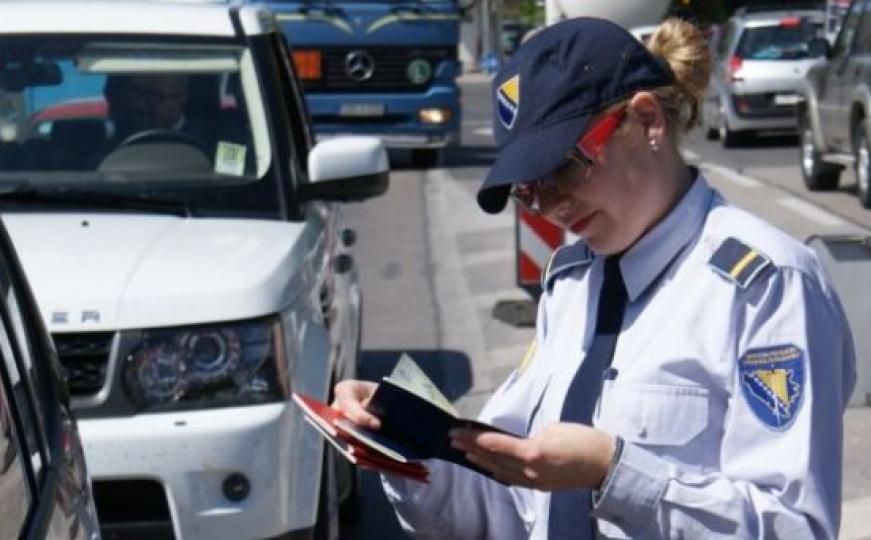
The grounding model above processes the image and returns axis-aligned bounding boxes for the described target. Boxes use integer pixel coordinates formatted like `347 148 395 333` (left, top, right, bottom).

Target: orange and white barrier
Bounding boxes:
515 206 564 295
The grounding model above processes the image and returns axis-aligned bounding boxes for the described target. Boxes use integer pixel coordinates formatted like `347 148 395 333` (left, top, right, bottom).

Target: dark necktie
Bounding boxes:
548 255 628 539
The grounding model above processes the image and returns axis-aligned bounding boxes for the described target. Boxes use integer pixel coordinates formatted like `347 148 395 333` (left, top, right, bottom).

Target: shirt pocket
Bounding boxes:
594 381 709 446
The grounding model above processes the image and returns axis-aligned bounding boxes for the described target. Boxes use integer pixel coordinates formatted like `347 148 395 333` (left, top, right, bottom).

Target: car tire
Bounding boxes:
800 114 841 191
705 124 719 141
853 122 871 208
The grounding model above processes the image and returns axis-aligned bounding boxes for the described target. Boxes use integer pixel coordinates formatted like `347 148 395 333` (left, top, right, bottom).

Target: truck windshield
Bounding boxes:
0 36 282 219
737 22 824 60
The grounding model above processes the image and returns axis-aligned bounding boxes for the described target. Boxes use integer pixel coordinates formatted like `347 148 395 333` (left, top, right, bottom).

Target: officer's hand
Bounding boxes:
450 422 616 490
332 380 381 429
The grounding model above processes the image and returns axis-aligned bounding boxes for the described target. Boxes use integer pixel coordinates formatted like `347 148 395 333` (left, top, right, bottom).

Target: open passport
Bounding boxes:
293 353 516 483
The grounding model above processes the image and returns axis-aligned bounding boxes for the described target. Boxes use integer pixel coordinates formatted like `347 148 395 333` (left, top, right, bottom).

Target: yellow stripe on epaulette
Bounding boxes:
709 237 772 289
517 339 537 375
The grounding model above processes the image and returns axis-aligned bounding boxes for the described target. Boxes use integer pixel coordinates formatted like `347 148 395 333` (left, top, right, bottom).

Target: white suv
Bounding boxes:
0 1 388 538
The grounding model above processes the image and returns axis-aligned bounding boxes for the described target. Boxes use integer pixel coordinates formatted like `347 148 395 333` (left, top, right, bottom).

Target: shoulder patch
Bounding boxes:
739 344 805 430
542 240 593 292
709 237 772 288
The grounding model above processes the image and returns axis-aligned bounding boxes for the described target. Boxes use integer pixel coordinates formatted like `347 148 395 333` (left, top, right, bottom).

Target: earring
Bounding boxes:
649 139 660 152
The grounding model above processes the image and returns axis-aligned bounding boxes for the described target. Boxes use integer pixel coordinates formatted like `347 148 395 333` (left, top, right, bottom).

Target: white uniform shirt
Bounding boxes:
381 173 857 539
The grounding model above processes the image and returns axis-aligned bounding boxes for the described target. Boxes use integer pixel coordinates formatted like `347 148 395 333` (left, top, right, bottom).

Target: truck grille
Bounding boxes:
301 46 456 93
53 332 114 397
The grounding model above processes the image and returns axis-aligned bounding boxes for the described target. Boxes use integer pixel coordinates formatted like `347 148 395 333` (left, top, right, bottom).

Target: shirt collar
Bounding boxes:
619 170 713 302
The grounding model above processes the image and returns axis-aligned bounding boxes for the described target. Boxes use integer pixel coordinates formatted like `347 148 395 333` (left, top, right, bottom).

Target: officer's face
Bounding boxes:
537 109 673 254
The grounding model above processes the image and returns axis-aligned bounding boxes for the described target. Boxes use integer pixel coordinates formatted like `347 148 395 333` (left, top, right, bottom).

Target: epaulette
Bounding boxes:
708 237 772 289
542 240 593 292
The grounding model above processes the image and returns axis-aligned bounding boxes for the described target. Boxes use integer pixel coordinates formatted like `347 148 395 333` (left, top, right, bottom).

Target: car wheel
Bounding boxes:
719 113 741 148
854 123 871 208
799 113 840 191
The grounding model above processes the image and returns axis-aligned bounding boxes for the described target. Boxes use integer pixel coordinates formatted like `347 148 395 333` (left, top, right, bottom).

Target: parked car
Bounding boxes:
0 208 100 539
703 5 826 146
798 0 871 208
0 1 388 539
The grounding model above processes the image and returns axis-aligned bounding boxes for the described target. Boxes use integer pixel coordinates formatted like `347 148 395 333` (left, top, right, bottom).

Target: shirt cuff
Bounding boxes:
591 441 670 533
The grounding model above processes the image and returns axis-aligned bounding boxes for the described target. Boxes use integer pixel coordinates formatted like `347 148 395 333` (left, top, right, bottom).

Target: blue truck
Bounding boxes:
255 0 462 167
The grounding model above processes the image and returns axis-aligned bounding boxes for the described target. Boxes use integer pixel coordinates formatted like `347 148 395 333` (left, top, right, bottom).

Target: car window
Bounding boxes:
736 21 824 60
0 260 45 481
833 0 864 56
0 347 32 540
0 35 286 220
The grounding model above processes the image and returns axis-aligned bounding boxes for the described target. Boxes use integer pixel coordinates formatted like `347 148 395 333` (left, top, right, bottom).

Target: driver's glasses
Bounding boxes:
510 108 625 213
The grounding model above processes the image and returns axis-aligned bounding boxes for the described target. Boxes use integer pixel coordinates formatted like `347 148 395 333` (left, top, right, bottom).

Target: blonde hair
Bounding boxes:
645 18 712 135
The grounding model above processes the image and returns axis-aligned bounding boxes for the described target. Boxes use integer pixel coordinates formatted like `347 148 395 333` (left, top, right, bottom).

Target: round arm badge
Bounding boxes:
739 344 805 430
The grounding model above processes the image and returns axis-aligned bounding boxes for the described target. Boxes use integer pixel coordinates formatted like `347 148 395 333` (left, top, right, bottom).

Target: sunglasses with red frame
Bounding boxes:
510 107 626 213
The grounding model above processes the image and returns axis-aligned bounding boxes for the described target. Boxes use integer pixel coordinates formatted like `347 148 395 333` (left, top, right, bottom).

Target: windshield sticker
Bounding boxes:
215 141 246 176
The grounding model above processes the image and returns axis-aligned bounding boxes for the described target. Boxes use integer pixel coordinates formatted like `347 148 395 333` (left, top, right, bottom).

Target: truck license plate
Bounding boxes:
339 103 385 117
774 94 801 106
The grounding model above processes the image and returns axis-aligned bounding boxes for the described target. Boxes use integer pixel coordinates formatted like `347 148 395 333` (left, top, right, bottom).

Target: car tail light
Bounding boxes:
780 17 801 27
728 55 743 83
292 50 322 80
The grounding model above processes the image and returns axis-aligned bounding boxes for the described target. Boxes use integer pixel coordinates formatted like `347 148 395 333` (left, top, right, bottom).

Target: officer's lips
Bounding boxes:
569 211 597 234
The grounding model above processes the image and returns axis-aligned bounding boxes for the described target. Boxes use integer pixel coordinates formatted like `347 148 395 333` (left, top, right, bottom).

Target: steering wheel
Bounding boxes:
118 129 210 156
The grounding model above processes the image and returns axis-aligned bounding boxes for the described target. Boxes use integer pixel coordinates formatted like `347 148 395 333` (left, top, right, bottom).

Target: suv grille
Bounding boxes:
53 332 114 396
301 47 456 93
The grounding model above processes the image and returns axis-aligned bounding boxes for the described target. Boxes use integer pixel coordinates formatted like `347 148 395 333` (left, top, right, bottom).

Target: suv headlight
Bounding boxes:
122 317 288 412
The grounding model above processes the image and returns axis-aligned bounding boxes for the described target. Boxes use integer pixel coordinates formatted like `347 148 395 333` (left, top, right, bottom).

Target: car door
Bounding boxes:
819 0 866 148
0 219 98 540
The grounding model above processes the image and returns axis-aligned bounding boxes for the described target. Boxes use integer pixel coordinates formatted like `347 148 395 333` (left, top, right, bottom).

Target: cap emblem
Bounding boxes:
497 74 520 129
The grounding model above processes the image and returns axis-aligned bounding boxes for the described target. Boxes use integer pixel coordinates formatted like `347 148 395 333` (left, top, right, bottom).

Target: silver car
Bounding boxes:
703 6 826 146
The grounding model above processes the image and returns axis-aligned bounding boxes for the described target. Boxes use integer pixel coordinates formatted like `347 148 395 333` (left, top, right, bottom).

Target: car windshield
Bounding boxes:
0 36 280 219
737 21 824 60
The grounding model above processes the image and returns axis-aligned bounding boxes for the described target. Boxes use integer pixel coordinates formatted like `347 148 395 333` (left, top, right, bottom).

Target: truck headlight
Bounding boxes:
122 317 287 412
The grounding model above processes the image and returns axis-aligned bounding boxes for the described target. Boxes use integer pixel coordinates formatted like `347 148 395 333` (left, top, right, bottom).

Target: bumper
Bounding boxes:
305 85 460 149
80 402 321 540
724 90 802 132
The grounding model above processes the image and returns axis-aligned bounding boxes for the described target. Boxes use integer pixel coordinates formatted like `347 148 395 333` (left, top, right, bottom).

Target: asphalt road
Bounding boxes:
339 74 871 540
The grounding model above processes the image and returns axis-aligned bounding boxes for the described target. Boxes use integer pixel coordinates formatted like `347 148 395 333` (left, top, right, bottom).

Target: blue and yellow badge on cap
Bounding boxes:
739 344 805 430
497 74 520 129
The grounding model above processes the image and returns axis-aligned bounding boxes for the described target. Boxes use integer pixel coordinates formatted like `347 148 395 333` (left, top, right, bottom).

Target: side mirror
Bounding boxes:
299 136 389 203
808 37 831 59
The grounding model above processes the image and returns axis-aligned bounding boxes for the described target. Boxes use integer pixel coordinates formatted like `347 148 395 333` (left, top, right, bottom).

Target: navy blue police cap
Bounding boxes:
477 17 675 214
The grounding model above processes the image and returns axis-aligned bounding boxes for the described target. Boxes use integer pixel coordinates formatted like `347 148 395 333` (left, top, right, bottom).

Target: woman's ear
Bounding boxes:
628 92 667 149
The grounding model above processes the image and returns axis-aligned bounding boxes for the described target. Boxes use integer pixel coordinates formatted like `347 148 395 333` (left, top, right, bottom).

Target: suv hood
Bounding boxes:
2 214 310 332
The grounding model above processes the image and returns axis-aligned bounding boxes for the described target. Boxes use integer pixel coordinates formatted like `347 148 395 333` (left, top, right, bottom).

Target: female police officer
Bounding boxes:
333 17 856 538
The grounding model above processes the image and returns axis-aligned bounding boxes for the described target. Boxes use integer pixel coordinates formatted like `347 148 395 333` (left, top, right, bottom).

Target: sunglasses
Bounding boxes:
510 107 626 213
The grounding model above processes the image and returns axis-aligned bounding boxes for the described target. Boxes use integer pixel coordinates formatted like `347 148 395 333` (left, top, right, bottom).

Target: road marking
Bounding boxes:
776 196 847 228
704 164 763 188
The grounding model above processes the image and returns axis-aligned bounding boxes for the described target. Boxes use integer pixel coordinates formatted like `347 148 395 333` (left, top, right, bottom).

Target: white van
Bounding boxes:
0 1 388 538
